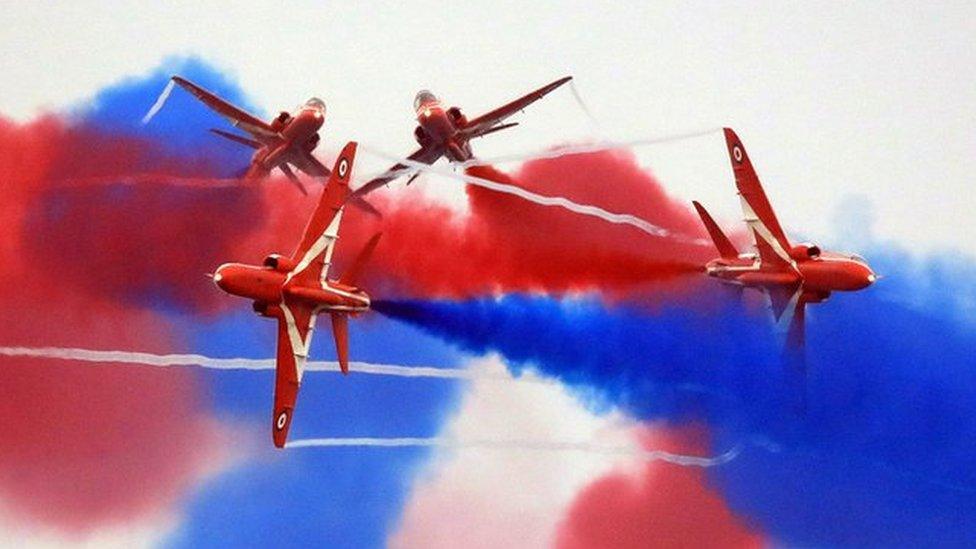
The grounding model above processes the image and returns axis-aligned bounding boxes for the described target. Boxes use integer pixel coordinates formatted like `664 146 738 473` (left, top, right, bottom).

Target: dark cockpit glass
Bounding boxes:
305 97 326 111
414 90 437 110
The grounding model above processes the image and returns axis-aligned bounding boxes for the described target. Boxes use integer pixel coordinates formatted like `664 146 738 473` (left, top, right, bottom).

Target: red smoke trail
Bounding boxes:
556 426 764 549
0 112 717 533
0 116 226 534
0 287 222 533
334 149 713 299
6 117 717 312
6 116 276 314
11 118 713 309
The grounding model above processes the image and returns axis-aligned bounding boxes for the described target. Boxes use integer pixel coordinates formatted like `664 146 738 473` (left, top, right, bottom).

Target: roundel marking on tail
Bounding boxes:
338 158 349 178
733 145 744 163
276 411 288 430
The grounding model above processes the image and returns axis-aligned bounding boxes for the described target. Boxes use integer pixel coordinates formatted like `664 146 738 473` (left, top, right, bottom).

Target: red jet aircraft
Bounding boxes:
212 141 381 447
354 76 573 196
693 128 877 352
172 75 331 195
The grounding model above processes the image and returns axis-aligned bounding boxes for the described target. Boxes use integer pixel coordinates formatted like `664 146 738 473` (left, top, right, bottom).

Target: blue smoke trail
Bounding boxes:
374 251 976 546
77 55 258 176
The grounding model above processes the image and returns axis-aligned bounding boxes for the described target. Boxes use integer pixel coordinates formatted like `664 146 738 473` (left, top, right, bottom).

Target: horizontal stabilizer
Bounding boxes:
693 201 738 259
331 313 350 375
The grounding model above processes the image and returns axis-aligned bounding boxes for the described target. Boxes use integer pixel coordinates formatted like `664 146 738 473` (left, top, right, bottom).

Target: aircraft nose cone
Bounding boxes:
308 108 323 121
855 263 878 289
212 264 230 291
296 109 324 131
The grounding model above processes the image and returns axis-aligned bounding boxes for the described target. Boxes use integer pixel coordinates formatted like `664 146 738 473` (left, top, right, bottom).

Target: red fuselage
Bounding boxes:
414 92 472 161
212 263 369 314
245 102 326 179
705 250 876 294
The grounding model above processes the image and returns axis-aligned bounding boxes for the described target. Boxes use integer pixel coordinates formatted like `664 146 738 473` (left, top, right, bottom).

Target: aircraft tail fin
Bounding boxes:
693 201 739 259
331 313 350 375
209 128 261 149
340 233 382 287
320 143 356 212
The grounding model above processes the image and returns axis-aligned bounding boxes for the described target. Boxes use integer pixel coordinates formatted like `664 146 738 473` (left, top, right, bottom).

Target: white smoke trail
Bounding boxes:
0 346 538 383
1 347 743 468
359 144 703 242
287 436 742 467
356 127 719 187
458 127 721 169
568 80 604 136
141 78 176 125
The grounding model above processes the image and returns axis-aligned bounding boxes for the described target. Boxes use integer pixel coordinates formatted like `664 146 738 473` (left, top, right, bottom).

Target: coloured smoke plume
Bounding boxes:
0 54 318 318
17 122 716 309
0 283 224 534
556 426 764 549
374 248 976 546
0 61 255 535
333 148 713 299
0 148 223 531
11 115 273 314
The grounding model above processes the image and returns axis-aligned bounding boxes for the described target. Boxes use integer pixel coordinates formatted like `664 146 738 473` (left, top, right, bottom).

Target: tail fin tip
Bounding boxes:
331 142 358 187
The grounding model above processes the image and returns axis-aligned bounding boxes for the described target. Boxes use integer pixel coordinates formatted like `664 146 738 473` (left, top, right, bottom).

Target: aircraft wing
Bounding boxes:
292 149 332 178
351 143 444 198
272 300 316 447
460 76 572 139
723 128 797 273
172 76 279 142
765 283 809 410
288 142 357 286
765 284 806 354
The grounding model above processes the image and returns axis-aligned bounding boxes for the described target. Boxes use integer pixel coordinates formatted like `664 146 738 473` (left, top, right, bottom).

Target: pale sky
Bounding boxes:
3 1 973 254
